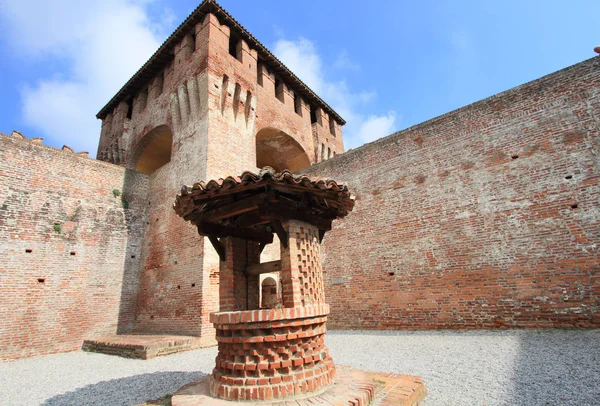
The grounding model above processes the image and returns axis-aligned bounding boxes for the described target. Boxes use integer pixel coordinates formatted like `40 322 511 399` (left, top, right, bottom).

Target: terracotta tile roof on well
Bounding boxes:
174 167 354 219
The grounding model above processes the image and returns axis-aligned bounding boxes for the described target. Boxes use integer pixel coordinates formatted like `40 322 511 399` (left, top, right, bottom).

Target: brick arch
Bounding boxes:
128 125 173 174
256 127 310 172
261 276 279 308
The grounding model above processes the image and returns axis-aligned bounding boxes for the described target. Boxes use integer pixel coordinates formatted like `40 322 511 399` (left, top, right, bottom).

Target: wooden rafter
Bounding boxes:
187 192 276 222
245 260 281 276
197 222 273 243
261 204 333 231
270 219 288 249
208 236 226 262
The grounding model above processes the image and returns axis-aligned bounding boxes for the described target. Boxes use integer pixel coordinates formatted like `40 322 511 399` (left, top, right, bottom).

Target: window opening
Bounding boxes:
126 98 134 120
329 114 336 136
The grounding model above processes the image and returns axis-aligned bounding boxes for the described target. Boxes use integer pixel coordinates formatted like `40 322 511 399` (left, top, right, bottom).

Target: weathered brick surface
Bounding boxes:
302 57 600 329
0 134 148 361
94 9 344 342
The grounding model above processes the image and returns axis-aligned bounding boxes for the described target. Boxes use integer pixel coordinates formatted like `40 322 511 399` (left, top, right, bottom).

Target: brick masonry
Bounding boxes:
1 1 599 363
303 57 600 329
94 9 343 344
0 133 148 361
206 221 338 401
165 365 427 406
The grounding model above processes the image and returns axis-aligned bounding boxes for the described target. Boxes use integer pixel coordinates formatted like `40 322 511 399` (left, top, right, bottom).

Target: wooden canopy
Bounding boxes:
173 167 354 259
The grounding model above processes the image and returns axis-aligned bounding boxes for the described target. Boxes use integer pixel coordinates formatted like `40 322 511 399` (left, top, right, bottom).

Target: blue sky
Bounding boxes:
0 0 598 156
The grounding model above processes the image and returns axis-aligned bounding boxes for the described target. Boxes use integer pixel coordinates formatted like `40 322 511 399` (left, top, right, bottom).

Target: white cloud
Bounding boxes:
274 39 324 93
0 0 171 156
354 112 397 144
333 50 361 72
273 38 398 149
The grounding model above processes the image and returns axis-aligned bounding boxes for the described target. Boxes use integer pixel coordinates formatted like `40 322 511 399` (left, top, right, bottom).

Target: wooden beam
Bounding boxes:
245 260 281 276
260 205 333 231
271 183 337 199
270 219 288 249
188 193 272 222
233 210 270 228
191 182 271 203
208 236 225 261
197 222 273 243
259 241 268 253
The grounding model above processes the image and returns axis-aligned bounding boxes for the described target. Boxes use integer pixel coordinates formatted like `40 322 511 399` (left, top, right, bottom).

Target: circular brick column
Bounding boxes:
209 305 335 401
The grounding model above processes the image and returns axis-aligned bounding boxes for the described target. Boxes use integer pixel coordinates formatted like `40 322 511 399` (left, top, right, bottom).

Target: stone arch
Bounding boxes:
256 127 310 172
129 125 173 174
261 276 278 308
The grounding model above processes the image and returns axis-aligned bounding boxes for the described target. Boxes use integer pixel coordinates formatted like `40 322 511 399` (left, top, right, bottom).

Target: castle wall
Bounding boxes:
0 134 148 361
302 57 600 329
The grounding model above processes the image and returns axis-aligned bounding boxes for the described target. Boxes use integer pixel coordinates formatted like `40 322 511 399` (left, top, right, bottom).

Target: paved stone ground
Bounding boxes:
1 330 598 406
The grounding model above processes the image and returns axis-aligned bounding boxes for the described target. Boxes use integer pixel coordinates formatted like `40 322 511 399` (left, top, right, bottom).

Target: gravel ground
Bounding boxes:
1 330 599 406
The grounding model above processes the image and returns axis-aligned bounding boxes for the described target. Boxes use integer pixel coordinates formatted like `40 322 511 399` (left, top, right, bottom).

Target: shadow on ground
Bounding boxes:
42 371 205 406
326 329 600 405
512 329 600 405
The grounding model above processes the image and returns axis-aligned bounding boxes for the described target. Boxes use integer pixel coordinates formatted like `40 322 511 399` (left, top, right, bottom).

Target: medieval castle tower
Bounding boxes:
93 0 344 343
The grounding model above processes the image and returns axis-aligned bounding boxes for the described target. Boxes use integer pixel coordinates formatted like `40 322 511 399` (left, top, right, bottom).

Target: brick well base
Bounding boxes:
160 365 427 406
209 305 335 401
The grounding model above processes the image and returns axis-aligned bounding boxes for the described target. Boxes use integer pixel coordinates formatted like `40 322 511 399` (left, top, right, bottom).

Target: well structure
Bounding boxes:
174 167 354 401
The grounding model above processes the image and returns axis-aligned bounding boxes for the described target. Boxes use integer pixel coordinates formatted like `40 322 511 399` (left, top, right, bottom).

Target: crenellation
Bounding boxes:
148 71 164 101
11 130 25 140
282 82 296 111
175 33 195 66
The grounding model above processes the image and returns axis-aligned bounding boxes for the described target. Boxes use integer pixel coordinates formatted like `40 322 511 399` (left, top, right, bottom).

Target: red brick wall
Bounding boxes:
0 134 148 361
96 15 212 340
302 57 600 329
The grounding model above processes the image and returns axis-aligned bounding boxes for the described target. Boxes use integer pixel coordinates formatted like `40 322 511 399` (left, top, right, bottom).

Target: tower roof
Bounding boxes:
96 0 345 124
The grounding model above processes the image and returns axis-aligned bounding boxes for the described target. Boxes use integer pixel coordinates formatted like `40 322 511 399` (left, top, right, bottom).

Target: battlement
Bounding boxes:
96 0 343 127
96 0 343 174
1 130 90 158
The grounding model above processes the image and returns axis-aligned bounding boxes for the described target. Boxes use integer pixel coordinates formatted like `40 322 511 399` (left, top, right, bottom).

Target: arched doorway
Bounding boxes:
261 277 278 308
256 127 310 172
130 125 173 174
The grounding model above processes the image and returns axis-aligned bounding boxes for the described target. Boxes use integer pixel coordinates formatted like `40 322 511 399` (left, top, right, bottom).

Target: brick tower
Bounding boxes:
94 0 345 341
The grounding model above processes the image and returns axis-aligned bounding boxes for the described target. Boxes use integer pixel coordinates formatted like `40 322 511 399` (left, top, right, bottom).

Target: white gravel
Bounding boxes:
1 330 599 406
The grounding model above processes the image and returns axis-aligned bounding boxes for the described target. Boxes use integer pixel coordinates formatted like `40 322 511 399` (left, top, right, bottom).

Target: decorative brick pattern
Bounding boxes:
295 226 326 305
281 221 327 308
210 308 335 401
